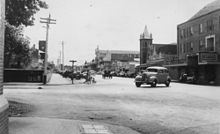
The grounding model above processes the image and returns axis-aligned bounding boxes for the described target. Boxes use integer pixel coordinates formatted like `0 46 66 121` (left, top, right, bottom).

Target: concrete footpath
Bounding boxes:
9 117 139 134
9 117 82 134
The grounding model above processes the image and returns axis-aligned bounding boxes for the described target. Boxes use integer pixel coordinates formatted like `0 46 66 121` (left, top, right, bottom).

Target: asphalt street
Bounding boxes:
4 73 220 134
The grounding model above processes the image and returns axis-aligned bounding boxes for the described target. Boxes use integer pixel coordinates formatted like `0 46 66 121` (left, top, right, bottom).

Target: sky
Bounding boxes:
24 0 215 65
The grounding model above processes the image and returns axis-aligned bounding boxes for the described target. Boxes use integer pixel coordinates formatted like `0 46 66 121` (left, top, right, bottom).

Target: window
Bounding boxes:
199 40 204 51
158 70 163 73
186 28 189 37
207 20 214 32
190 27 194 35
206 35 215 51
190 42 193 51
199 24 203 33
183 43 186 53
147 69 158 72
182 44 184 53
183 29 186 38
180 29 184 38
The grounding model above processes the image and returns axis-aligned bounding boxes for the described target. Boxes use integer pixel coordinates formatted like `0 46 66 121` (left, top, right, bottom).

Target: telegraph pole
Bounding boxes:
62 41 64 71
69 60 77 84
40 14 56 84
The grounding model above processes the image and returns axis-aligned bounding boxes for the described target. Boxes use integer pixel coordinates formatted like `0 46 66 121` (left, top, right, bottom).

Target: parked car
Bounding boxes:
179 73 197 83
134 66 171 87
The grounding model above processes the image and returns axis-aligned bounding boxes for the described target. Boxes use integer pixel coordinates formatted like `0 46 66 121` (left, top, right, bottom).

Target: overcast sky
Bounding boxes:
24 0 215 65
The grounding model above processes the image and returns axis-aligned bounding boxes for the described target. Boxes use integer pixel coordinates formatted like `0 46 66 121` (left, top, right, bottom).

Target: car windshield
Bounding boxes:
146 68 158 72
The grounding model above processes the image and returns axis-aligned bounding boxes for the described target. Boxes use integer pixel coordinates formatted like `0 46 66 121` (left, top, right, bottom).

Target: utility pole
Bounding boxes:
40 14 56 84
62 41 64 71
69 60 77 84
59 50 62 70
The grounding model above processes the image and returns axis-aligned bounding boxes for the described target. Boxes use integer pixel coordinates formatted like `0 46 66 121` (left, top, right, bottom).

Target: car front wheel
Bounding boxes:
151 80 157 87
135 82 141 87
165 80 170 87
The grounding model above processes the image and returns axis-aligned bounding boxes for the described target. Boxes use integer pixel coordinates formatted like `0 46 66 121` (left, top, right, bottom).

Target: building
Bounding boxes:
139 26 177 69
95 46 140 72
0 0 9 133
166 0 220 84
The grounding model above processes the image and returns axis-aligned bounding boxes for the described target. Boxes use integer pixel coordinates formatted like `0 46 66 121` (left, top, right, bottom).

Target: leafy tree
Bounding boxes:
4 0 48 68
5 0 48 27
4 24 31 68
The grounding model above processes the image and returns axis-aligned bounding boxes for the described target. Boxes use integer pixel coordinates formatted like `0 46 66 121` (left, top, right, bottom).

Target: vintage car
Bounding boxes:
135 66 171 87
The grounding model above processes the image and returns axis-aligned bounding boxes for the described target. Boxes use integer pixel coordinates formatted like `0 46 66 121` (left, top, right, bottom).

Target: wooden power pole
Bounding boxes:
40 14 56 84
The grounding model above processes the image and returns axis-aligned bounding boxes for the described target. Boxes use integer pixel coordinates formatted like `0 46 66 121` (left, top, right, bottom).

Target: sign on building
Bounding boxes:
39 40 46 52
199 52 217 62
40 53 45 60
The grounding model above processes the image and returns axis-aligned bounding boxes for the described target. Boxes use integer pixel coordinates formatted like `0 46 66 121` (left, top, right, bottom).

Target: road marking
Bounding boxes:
80 124 112 134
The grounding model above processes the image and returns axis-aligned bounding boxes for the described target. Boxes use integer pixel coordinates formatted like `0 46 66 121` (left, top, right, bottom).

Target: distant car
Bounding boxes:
179 73 196 83
134 66 171 87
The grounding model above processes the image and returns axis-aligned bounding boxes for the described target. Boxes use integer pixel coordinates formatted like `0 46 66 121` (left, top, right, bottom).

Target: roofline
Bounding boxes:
178 8 220 27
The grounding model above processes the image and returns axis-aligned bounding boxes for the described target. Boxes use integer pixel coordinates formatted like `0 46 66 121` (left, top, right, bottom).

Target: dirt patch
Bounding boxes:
8 101 34 117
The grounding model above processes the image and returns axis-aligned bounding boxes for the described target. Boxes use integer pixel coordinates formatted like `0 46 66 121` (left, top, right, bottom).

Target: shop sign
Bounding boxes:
200 52 217 62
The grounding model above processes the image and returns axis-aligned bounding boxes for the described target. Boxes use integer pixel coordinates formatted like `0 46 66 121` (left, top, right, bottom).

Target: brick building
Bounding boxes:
139 26 177 69
165 0 220 84
0 0 9 133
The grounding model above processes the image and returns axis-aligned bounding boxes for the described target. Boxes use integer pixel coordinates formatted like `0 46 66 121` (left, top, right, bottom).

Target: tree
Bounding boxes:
4 24 31 68
5 0 48 27
4 0 48 68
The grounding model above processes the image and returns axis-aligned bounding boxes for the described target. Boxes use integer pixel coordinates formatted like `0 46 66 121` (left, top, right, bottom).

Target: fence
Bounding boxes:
4 69 44 82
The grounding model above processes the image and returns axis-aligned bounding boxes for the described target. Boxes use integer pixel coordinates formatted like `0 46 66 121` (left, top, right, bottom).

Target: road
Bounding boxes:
4 73 220 134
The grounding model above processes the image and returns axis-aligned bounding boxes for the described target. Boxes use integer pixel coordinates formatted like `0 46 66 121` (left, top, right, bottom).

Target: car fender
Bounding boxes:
149 76 157 82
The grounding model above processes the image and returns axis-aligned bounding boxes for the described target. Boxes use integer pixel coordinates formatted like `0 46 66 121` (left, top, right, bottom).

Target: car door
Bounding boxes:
158 69 166 83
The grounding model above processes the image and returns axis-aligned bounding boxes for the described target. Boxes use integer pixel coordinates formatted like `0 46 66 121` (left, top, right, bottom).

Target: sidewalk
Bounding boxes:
9 117 81 134
9 117 139 134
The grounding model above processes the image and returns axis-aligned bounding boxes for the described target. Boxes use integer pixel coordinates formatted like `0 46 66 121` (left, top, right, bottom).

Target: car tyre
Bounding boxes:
151 80 157 87
165 80 170 87
135 82 141 87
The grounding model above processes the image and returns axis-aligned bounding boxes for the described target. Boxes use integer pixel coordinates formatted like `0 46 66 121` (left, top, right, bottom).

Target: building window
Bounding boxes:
186 28 189 37
199 40 205 51
190 42 193 52
182 44 184 53
190 27 193 35
183 29 186 38
207 19 214 32
180 29 183 38
205 35 215 51
183 43 186 53
199 24 203 33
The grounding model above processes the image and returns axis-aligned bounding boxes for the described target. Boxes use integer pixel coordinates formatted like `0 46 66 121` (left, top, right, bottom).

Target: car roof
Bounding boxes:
147 66 168 70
